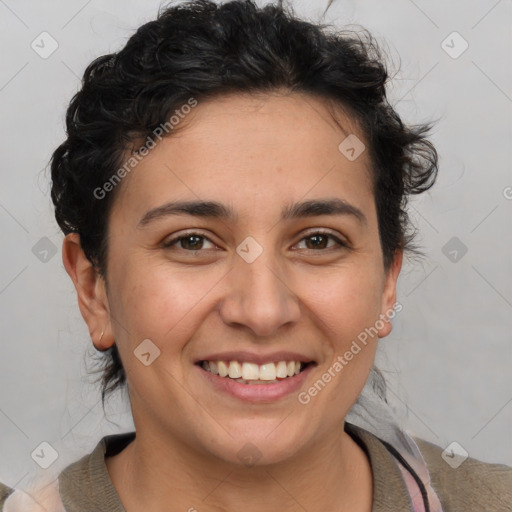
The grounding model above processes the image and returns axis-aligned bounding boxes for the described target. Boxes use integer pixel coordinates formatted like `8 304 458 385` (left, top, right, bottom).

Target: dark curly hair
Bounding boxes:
50 0 438 407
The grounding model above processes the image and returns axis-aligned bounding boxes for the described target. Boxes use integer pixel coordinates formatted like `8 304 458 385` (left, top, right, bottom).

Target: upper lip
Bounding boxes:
195 351 315 365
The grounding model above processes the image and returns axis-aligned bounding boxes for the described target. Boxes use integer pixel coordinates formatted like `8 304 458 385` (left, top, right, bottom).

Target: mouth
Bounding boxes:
197 359 314 385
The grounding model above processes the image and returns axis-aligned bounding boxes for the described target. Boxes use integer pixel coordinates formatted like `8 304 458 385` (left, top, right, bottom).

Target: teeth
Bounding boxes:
241 362 260 380
276 361 288 378
259 363 277 381
228 361 242 379
202 360 306 381
218 361 229 377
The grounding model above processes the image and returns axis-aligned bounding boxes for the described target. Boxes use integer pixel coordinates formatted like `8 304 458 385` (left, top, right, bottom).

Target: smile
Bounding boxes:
199 360 312 384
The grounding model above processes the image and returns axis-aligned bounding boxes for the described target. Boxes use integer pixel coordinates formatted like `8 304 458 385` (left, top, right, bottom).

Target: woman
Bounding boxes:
2 0 510 510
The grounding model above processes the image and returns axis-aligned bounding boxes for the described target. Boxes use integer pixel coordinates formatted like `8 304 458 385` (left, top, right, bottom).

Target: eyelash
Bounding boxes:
162 230 349 253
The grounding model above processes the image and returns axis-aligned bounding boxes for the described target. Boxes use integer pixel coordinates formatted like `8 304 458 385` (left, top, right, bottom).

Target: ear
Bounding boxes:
62 233 114 351
377 249 403 338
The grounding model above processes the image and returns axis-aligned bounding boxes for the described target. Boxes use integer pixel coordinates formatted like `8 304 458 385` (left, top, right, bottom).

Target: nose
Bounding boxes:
218 248 301 337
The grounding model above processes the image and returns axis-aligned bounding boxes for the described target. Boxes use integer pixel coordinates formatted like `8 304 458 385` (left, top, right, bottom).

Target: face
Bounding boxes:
67 91 402 466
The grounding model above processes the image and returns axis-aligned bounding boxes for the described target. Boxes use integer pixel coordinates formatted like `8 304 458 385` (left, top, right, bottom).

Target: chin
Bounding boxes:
197 422 312 467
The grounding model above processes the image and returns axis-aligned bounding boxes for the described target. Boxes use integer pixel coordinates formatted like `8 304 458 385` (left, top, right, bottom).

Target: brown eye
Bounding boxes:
295 231 347 251
163 233 216 251
180 235 205 250
305 234 329 249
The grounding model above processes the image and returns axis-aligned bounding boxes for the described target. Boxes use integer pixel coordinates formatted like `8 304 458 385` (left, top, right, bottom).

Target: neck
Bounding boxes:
106 423 372 512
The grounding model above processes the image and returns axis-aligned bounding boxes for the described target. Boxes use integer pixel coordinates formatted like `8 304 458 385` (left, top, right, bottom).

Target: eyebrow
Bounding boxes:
137 198 367 227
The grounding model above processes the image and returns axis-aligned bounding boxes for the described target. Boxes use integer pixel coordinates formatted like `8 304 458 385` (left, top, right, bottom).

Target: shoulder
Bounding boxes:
0 482 14 509
413 436 512 511
1 432 133 512
58 431 133 511
0 477 65 512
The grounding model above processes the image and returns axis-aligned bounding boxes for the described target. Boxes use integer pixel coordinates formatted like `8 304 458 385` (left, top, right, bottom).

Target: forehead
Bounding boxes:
113 91 374 222
170 91 367 158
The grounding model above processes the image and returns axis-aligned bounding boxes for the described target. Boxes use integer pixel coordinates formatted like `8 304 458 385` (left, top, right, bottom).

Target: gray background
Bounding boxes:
0 0 511 488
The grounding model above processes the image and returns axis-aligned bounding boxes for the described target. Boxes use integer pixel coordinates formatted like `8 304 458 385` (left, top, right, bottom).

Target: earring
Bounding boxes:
99 331 104 343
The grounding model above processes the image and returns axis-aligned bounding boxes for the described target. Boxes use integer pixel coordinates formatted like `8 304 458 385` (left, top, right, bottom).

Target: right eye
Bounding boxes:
162 232 218 252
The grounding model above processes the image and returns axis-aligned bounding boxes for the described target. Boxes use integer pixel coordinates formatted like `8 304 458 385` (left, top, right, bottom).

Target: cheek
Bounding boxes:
300 268 382 403
298 264 384 338
107 257 224 343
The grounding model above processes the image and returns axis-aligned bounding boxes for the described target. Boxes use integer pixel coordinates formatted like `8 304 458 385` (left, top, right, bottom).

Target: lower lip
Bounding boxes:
197 364 314 403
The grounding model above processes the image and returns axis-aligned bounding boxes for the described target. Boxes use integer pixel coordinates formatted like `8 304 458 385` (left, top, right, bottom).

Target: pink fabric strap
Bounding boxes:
390 444 444 512
396 461 428 511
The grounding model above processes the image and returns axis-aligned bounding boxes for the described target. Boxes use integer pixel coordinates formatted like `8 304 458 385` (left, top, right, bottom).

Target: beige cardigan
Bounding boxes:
2 423 511 511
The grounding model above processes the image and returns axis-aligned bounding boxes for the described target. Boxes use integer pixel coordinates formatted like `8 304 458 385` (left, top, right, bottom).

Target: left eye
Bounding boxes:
294 232 346 251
